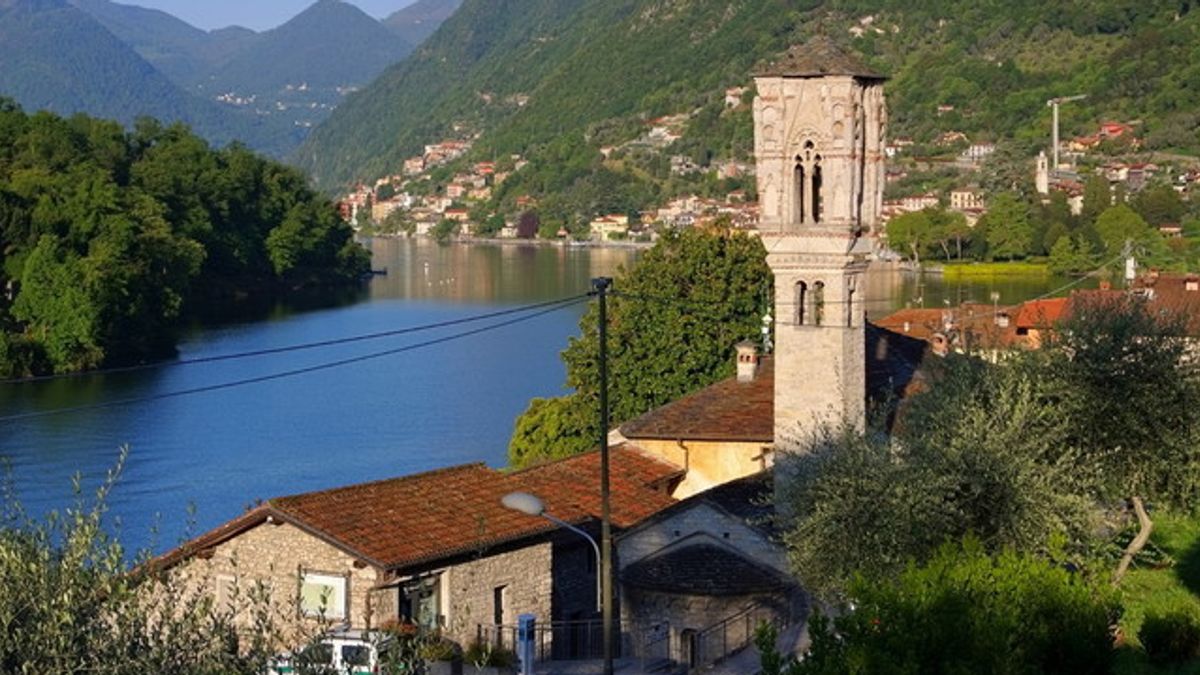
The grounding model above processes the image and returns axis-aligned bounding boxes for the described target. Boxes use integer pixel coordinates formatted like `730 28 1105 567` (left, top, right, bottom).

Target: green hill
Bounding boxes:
294 0 1200 193
383 0 463 47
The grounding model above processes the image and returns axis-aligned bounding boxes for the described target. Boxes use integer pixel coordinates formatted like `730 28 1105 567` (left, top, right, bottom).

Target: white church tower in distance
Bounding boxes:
753 37 887 448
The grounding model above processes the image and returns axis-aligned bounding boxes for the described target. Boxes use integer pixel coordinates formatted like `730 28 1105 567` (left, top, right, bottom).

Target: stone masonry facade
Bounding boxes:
177 520 383 636
442 541 553 644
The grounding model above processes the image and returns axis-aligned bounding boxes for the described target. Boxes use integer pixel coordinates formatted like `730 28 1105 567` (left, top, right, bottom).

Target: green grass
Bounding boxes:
939 261 1050 278
1115 513 1200 674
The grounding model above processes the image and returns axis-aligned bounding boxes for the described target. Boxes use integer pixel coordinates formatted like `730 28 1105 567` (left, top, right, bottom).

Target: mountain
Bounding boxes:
209 0 411 95
0 0 295 152
66 0 251 84
383 0 463 47
295 0 1200 193
293 0 796 188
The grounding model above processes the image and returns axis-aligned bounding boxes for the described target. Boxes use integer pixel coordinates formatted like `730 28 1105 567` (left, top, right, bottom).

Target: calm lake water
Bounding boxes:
0 239 1093 554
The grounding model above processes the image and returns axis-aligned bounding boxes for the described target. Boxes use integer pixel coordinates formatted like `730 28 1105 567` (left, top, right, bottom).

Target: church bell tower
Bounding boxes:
753 37 887 447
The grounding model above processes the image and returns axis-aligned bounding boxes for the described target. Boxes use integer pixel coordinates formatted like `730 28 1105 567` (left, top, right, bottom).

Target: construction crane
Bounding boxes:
1047 94 1088 173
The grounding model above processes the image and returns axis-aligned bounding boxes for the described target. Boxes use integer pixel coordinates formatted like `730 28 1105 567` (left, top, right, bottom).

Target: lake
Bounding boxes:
0 239 1093 554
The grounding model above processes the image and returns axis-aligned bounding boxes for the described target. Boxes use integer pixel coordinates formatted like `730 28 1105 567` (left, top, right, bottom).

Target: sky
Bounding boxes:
127 0 417 32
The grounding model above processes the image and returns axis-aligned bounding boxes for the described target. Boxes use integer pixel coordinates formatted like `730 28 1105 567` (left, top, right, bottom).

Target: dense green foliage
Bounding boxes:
886 184 1198 268
762 540 1120 674
508 226 771 467
779 294 1200 598
1140 611 1200 666
0 102 369 375
382 0 464 47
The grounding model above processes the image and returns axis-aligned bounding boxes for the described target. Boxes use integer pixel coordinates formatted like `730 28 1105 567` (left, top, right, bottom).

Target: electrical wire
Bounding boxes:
0 296 590 424
0 294 590 386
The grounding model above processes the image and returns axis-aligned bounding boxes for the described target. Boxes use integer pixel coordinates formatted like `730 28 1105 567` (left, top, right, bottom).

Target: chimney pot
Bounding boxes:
735 341 759 382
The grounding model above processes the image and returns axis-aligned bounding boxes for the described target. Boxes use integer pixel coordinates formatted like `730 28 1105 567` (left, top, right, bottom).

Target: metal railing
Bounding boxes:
686 603 789 671
476 619 674 665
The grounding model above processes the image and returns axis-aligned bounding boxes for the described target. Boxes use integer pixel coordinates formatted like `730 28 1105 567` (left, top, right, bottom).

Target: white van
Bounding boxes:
269 629 380 675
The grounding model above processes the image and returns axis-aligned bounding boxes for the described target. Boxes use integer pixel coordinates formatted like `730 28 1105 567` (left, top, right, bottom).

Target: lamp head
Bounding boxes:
501 491 545 517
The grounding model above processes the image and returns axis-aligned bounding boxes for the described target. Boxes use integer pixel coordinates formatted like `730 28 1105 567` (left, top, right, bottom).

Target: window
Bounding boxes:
399 574 442 628
493 585 508 626
300 571 348 620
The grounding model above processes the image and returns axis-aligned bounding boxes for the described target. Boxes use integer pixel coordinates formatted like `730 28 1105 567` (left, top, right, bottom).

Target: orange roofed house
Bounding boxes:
160 447 682 649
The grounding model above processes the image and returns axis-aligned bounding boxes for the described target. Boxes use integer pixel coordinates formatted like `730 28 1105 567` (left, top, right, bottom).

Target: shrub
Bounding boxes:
776 539 1121 674
464 640 517 668
1139 610 1200 665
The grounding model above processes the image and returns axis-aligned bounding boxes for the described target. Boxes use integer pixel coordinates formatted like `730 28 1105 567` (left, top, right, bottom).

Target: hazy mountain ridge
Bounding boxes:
209 0 412 95
7 0 450 156
0 0 295 152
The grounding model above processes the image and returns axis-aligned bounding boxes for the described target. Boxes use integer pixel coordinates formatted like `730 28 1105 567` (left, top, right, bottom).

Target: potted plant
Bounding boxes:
463 640 518 675
420 637 463 675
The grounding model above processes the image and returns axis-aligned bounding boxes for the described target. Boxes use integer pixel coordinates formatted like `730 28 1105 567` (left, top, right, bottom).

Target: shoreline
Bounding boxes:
359 233 655 250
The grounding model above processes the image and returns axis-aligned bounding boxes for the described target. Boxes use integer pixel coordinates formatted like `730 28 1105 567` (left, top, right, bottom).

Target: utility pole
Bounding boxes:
592 276 615 675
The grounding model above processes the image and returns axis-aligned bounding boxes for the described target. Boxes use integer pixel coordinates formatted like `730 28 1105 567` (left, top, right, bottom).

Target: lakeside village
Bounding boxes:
142 40 1200 674
337 97 1200 256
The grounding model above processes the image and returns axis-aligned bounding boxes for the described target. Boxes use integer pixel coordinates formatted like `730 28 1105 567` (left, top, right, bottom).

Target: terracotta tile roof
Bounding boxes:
160 447 683 572
620 358 775 442
1014 298 1069 329
873 308 951 341
758 36 886 80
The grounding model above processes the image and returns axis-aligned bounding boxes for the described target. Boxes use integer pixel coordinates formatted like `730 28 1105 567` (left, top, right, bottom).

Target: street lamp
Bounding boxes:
501 491 601 611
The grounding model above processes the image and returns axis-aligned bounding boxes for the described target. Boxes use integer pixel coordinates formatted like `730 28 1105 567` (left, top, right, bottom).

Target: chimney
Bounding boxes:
735 341 760 383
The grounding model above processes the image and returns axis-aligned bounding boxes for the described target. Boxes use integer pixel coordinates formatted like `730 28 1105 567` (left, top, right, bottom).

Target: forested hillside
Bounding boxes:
0 102 369 376
296 0 1200 192
384 0 463 47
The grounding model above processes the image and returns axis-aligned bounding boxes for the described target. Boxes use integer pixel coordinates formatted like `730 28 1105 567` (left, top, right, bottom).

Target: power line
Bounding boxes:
0 294 590 386
0 296 590 424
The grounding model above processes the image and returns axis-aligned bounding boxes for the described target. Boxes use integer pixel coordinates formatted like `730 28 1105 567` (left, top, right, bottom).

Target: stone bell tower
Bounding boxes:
753 37 887 447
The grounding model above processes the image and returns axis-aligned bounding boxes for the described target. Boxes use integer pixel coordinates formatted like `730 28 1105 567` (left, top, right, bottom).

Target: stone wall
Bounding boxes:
175 520 383 636
629 439 768 499
443 542 553 645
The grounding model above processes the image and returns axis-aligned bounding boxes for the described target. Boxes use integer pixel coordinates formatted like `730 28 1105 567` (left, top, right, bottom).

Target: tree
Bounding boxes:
508 395 597 468
929 208 971 260
1043 294 1200 583
1093 204 1153 257
1081 175 1113 226
778 354 1093 598
884 210 933 263
509 226 771 466
1048 235 1096 275
981 192 1033 260
1128 182 1185 227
